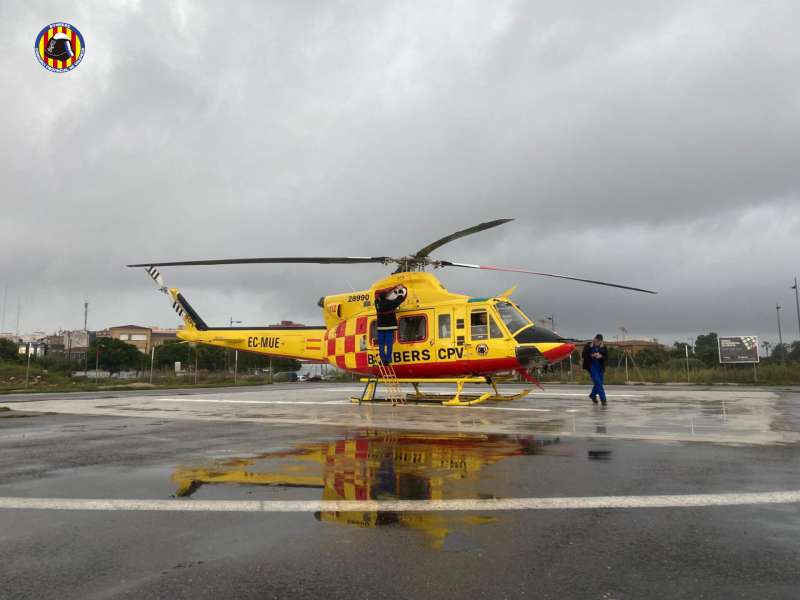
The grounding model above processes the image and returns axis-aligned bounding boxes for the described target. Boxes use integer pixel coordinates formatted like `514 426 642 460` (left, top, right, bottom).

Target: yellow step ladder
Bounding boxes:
375 363 405 405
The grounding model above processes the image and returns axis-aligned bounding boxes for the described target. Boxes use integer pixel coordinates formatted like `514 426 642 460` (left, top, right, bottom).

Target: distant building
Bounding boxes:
604 339 667 354
17 332 48 357
62 329 92 362
107 325 152 353
18 341 47 357
9 327 179 359
19 332 47 343
44 334 65 354
151 327 179 347
25 330 96 362
105 325 179 353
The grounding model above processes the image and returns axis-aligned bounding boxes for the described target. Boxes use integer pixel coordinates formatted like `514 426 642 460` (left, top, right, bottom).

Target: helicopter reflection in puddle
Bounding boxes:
171 430 567 548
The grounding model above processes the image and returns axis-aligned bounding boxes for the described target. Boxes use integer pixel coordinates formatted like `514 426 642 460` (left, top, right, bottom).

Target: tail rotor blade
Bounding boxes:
144 266 167 293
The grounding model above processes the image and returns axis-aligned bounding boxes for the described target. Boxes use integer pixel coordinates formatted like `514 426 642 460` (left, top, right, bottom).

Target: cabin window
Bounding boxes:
438 314 452 339
456 318 465 329
398 315 427 343
470 310 489 340
369 320 381 346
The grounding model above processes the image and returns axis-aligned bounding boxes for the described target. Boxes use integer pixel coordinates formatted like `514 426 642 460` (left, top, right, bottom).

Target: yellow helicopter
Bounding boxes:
130 219 655 404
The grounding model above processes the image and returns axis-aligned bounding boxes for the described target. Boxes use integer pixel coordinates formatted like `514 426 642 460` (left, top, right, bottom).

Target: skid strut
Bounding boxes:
350 374 532 406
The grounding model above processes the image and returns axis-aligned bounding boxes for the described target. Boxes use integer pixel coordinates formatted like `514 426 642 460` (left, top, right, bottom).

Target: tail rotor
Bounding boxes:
144 265 168 294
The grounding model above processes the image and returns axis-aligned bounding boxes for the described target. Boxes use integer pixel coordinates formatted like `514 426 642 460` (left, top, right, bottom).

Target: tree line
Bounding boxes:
4 332 798 374
604 332 800 369
0 337 301 375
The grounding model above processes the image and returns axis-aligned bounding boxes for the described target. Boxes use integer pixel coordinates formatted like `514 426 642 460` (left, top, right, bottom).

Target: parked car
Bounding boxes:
272 371 298 382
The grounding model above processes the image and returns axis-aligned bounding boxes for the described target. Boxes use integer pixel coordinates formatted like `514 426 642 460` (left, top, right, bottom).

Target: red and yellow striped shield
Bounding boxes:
35 22 85 73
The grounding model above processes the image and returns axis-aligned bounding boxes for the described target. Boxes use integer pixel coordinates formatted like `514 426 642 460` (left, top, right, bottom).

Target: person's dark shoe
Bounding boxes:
590 395 598 405
601 401 607 408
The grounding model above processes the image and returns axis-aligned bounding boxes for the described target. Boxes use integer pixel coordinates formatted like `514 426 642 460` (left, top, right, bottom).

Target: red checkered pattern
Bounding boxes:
325 316 372 370
324 438 371 501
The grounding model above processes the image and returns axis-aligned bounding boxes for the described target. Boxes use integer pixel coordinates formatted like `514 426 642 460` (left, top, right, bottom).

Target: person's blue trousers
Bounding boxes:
377 329 395 365
590 363 607 403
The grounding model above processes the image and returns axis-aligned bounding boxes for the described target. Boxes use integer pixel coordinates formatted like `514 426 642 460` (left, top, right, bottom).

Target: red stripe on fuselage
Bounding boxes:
359 357 519 378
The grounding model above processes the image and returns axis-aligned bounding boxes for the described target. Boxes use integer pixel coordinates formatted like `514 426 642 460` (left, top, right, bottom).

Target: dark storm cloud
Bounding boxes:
1 1 799 346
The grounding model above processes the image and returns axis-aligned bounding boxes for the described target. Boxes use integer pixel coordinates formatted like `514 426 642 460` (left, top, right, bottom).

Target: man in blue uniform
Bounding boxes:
374 285 407 365
582 334 608 406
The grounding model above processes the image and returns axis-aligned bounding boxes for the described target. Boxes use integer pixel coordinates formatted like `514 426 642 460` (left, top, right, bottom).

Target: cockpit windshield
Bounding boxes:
495 301 530 334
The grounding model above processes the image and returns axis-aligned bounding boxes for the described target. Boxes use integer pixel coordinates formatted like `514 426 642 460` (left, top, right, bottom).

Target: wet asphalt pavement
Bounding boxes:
0 383 799 599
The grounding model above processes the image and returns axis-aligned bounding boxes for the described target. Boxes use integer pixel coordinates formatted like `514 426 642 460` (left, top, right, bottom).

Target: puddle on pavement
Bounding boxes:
0 408 48 419
172 430 568 548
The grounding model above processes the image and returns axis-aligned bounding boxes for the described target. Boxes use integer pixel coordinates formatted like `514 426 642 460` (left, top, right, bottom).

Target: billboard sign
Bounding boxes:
718 336 759 364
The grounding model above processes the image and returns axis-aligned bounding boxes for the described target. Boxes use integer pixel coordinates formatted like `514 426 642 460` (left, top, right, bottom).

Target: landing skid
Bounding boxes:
350 374 532 407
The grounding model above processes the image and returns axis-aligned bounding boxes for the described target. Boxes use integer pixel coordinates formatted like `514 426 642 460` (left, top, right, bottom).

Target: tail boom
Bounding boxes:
176 327 326 362
167 288 325 362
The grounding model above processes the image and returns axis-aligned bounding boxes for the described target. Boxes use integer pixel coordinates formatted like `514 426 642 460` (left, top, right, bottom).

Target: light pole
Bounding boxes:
149 344 156 384
1 282 6 334
776 304 784 364
229 318 242 380
547 315 555 331
84 301 90 379
792 277 800 341
25 343 32 387
684 343 690 383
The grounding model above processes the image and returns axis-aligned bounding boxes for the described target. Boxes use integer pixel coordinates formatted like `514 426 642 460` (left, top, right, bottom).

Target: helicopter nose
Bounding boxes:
515 345 543 369
515 342 575 368
540 342 575 363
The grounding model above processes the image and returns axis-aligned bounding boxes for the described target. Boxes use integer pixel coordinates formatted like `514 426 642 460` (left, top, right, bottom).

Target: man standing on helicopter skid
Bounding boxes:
374 285 407 365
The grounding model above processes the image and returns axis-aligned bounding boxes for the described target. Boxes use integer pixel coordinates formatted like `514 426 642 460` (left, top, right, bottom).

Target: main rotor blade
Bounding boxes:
413 219 514 258
127 256 391 268
439 261 658 294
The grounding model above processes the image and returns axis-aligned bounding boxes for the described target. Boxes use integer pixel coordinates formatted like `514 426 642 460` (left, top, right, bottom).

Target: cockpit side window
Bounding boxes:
489 316 504 338
495 301 529 334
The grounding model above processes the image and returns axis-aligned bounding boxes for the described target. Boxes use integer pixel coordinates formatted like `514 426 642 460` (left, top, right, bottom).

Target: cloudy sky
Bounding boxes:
2 1 799 347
